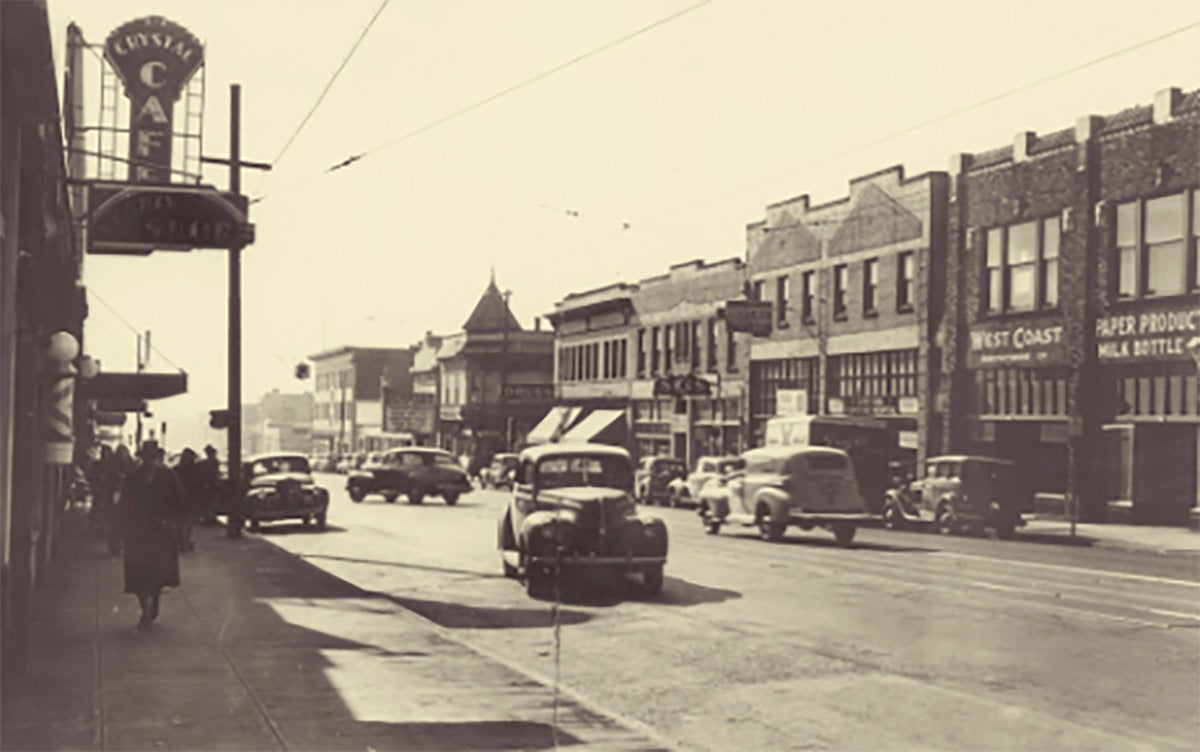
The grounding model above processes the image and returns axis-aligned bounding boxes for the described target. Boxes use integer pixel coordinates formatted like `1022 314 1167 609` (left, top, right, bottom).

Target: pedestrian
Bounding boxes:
194 445 221 525
88 445 124 554
174 447 201 551
118 440 188 629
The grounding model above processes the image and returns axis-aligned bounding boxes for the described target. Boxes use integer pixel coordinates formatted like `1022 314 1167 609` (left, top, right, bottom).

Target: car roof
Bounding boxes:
492 453 519 460
743 445 849 461
519 442 631 462
383 447 453 456
926 455 1017 467
245 452 310 464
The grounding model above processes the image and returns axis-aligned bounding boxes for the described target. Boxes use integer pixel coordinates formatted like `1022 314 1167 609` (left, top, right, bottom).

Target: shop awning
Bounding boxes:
526 406 582 445
559 409 626 445
83 371 188 412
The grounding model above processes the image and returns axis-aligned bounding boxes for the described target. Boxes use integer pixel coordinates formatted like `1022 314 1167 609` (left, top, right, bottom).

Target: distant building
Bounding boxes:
382 332 436 447
308 346 414 454
243 390 313 455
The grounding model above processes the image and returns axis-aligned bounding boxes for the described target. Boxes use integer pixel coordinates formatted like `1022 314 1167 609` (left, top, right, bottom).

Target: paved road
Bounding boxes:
255 474 1200 751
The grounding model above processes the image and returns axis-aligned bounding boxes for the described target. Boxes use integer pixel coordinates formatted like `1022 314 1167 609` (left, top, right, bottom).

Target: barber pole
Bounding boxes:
45 368 75 464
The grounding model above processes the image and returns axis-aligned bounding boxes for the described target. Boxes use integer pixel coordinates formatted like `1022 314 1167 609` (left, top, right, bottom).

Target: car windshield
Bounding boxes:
248 457 310 478
718 459 745 474
656 461 686 476
430 453 460 467
538 455 632 491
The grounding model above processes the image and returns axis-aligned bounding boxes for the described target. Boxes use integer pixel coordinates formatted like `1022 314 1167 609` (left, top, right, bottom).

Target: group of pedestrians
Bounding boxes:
84 441 224 630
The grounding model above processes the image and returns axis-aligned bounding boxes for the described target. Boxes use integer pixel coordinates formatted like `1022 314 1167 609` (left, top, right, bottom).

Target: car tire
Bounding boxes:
882 502 902 531
443 491 459 506
348 487 365 503
249 517 261 533
758 515 785 542
316 512 327 530
382 493 397 504
408 488 425 505
643 564 664 595
936 504 957 536
302 516 311 528
833 524 856 546
700 503 721 535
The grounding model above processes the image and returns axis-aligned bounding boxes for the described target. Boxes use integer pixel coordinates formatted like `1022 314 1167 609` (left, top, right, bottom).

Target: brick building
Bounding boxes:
941 86 1199 523
308 346 414 455
745 166 949 474
383 331 441 447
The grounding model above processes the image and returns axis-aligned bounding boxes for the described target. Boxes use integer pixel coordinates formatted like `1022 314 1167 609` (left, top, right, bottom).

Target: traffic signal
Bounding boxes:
209 409 229 429
295 362 311 380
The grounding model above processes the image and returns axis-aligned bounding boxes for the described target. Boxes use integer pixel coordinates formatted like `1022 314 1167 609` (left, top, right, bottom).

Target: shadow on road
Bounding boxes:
253 522 350 535
515 571 742 608
299 552 509 580
346 721 582 750
370 592 594 629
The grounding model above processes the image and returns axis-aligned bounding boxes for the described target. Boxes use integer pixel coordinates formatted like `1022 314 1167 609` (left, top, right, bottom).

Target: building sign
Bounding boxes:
653 374 712 397
1096 303 1200 363
104 17 204 183
383 391 435 434
438 404 462 422
829 395 902 416
723 300 773 336
88 182 251 254
967 323 1066 368
501 383 554 402
776 388 808 416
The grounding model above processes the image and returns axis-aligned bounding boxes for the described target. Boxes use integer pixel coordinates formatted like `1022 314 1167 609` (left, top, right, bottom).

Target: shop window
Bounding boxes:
897 251 914 311
863 258 879 315
1116 191 1196 299
833 264 848 319
801 271 815 323
984 217 1061 313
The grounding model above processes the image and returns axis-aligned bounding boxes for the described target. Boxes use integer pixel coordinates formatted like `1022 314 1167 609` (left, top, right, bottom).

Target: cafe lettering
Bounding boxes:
1096 305 1200 362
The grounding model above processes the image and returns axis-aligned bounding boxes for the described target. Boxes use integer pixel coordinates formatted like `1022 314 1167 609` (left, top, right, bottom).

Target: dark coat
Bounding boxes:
119 464 187 595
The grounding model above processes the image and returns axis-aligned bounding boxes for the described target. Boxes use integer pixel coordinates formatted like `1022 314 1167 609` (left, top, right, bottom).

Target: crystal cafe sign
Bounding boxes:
104 16 204 183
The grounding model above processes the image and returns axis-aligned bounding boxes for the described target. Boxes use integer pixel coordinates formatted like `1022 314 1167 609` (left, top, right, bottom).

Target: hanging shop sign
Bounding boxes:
723 300 773 336
105 16 204 183
966 322 1066 368
1096 303 1200 363
653 374 713 397
501 383 555 402
87 182 251 254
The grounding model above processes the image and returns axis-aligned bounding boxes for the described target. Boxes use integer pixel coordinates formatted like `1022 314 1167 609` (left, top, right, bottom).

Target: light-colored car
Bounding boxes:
242 453 329 532
497 443 668 597
697 445 872 545
882 455 1028 538
667 455 744 508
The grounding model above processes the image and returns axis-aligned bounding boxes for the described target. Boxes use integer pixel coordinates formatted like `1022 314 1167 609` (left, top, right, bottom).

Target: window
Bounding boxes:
637 329 646 376
801 271 815 322
706 319 718 372
984 216 1061 313
691 321 701 369
776 275 790 325
833 264 848 319
663 325 672 372
725 321 738 372
863 258 878 314
1116 191 1197 299
650 327 660 373
897 251 914 311
750 280 764 301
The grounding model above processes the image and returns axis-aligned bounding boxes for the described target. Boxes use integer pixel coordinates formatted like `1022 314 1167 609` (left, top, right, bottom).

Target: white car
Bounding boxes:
666 455 744 508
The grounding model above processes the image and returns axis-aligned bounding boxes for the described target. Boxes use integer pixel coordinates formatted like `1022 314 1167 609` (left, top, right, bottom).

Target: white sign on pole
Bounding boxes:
776 388 808 416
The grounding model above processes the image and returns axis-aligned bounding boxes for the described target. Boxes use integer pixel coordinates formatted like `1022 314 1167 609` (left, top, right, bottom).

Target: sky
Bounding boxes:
45 0 1200 449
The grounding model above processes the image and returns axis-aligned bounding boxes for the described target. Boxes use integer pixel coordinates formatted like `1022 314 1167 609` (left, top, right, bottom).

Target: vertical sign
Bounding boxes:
104 17 204 183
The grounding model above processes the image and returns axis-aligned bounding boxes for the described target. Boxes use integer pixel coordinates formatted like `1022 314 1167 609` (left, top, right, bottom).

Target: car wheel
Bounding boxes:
700 503 721 535
382 493 397 504
249 517 261 532
643 564 664 595
669 489 681 509
758 515 784 542
316 512 327 530
408 488 425 505
882 502 902 531
348 486 365 503
302 516 311 528
936 504 957 536
833 524 856 546
443 491 459 506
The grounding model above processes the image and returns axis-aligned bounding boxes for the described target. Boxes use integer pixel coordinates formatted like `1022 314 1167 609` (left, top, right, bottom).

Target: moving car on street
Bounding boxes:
882 455 1028 538
633 456 687 506
480 453 519 490
346 447 472 505
497 443 669 597
697 445 872 545
666 455 744 508
242 453 329 532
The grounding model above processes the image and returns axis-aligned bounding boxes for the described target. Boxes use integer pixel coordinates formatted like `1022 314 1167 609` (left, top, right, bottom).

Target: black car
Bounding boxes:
242 453 330 531
346 447 472 505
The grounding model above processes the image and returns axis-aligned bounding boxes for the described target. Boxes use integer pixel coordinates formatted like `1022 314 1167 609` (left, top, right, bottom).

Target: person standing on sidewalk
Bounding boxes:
88 445 123 554
174 447 201 552
194 445 222 525
119 440 188 629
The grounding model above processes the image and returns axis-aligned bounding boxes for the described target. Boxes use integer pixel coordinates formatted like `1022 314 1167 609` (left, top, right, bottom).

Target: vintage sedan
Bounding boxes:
346 447 472 505
497 443 668 597
633 455 687 506
242 453 329 531
481 453 520 490
697 445 872 545
666 455 744 508
882 455 1028 538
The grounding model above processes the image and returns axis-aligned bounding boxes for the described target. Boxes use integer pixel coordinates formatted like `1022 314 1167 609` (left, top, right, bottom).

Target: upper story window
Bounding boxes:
725 321 738 372
776 275 790 325
650 326 660 374
832 264 848 319
1116 191 1196 299
750 280 764 301
897 251 914 311
984 216 1060 314
863 258 878 315
636 329 646 376
706 318 718 372
801 271 815 323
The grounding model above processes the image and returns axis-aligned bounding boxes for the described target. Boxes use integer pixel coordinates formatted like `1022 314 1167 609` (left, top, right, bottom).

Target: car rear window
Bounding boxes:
805 454 848 472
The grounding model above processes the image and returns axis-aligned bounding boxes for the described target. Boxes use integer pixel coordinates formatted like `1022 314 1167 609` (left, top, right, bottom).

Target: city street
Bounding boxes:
252 474 1200 752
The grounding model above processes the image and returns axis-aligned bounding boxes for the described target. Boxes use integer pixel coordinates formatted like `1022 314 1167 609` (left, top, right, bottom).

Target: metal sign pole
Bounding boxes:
226 84 244 538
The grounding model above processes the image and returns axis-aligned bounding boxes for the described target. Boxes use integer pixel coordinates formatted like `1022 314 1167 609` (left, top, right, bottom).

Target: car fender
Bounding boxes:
752 487 790 522
698 486 731 518
519 508 581 549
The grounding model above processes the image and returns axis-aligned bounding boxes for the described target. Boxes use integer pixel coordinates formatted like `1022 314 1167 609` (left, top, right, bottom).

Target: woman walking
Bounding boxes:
119 440 187 629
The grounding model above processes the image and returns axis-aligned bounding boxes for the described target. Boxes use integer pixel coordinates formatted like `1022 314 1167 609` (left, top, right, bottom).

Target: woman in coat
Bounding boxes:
119 440 188 629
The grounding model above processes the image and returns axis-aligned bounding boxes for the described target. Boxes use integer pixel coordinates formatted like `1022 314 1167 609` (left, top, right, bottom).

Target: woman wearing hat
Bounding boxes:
118 440 188 629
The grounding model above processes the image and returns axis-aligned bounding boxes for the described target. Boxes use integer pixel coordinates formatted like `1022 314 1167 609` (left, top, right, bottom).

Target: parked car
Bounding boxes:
497 443 668 597
346 447 472 505
882 455 1028 538
309 453 338 473
697 445 872 545
666 455 744 508
242 452 329 532
481 453 520 490
634 456 687 505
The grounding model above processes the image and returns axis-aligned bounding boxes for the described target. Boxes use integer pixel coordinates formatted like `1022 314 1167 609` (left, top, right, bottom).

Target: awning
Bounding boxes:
559 409 626 445
526 406 582 445
83 371 188 412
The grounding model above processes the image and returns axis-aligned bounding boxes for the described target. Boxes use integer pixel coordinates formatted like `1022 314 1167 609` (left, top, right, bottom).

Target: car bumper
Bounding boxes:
784 511 876 524
526 553 666 568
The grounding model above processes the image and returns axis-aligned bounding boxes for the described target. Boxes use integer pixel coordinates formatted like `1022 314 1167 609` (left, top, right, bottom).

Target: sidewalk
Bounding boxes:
1018 516 1200 555
1 517 667 752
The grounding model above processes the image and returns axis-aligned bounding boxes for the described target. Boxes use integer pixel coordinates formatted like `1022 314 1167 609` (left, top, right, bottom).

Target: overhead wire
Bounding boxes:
250 0 714 204
86 288 187 373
